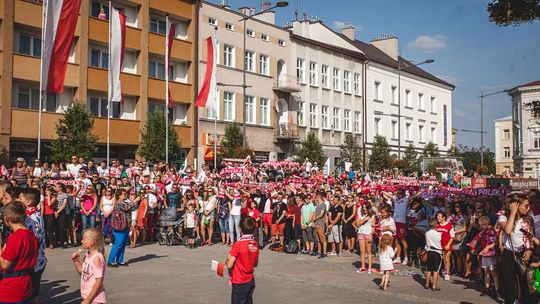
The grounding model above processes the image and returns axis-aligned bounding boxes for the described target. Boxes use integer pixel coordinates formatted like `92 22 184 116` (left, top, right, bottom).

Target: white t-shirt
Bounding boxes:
204 196 216 212
67 163 82 178
76 178 92 195
393 196 408 223
230 199 242 216
357 213 373 235
425 229 442 254
499 215 531 251
263 198 272 214
97 166 109 177
379 217 396 236
185 212 196 228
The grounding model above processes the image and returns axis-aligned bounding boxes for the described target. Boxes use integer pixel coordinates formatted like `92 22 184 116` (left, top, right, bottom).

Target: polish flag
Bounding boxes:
40 0 82 93
167 23 175 108
108 7 126 103
211 260 225 277
195 35 217 111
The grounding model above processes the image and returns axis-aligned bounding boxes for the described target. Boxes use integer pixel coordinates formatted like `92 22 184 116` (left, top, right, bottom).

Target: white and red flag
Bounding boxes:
167 22 175 108
40 0 82 93
108 6 126 103
194 35 217 111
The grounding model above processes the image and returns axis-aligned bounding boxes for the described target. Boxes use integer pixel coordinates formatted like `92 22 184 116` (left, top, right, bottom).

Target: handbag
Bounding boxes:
507 231 529 276
111 210 127 231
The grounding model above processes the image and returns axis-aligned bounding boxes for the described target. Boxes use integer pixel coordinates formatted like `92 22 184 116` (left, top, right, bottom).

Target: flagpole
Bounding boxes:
107 1 111 166
213 32 217 170
165 14 169 165
38 0 47 160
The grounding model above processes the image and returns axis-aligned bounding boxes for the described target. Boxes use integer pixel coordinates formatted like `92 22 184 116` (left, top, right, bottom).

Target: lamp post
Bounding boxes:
239 1 288 148
397 59 434 158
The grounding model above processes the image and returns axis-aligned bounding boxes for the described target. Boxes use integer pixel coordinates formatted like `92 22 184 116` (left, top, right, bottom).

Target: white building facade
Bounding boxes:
494 116 514 175
509 80 540 177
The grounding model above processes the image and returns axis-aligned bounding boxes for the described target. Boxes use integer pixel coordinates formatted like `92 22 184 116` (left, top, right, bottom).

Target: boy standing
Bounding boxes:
226 216 259 304
424 218 442 291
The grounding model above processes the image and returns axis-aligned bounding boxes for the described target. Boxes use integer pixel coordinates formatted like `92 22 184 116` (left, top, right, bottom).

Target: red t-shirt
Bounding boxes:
0 229 38 302
293 204 302 225
43 196 55 216
436 222 455 248
229 235 259 284
247 208 260 222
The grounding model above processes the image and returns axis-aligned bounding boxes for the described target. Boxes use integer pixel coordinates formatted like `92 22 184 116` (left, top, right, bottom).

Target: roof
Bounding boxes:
511 80 540 90
290 34 366 61
494 115 512 122
339 34 455 89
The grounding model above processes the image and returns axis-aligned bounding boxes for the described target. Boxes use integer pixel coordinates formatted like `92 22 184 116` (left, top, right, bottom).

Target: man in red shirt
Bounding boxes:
0 202 38 303
225 216 259 304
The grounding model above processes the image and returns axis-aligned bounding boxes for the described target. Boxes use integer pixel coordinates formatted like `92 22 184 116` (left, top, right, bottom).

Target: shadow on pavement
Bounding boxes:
40 279 81 304
127 254 168 264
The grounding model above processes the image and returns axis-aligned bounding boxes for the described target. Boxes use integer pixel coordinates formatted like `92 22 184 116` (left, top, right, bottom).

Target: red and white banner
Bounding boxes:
194 35 217 111
167 22 175 108
41 0 82 93
108 6 126 103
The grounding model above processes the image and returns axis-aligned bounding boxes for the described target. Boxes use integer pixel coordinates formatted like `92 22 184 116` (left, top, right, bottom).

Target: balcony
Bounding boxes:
274 123 299 141
148 33 192 61
174 125 192 148
14 0 42 28
13 54 79 87
273 74 302 93
92 117 141 145
87 67 141 96
148 78 192 102
150 0 193 21
88 18 141 50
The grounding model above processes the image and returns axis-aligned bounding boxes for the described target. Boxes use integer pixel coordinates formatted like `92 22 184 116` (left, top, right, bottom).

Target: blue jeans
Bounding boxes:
219 217 230 234
108 228 129 264
81 214 95 229
229 214 241 243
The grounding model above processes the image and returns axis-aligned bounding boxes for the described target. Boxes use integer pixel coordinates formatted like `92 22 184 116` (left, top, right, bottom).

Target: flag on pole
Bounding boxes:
41 0 82 93
194 35 217 111
108 7 126 103
167 23 175 108
211 260 225 277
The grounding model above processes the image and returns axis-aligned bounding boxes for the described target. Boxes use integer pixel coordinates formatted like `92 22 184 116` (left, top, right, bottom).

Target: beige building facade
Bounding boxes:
494 116 513 174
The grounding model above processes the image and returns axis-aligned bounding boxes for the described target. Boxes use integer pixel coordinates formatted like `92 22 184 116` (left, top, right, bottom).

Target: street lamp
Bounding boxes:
239 1 288 148
397 59 434 158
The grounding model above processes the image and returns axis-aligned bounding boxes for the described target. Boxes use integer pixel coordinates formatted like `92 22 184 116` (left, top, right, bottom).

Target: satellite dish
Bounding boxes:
275 98 288 113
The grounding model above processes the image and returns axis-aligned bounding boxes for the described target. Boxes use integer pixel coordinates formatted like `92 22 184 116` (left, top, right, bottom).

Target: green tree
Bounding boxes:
402 144 421 174
48 102 98 162
296 132 326 166
488 0 540 26
339 134 363 170
368 135 392 171
219 122 254 160
447 145 460 157
423 142 440 157
137 111 181 162
457 145 496 175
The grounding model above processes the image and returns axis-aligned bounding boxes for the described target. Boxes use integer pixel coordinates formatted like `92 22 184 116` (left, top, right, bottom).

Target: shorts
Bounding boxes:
328 225 342 243
426 251 442 272
302 227 315 242
218 217 230 234
271 223 285 236
202 211 215 224
185 227 195 238
481 256 496 270
395 222 408 239
263 213 273 227
294 224 302 240
357 233 372 241
31 268 45 298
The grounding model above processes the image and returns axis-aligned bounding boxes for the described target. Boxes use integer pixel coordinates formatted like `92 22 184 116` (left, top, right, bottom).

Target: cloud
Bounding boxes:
454 108 466 117
332 20 362 31
407 34 447 52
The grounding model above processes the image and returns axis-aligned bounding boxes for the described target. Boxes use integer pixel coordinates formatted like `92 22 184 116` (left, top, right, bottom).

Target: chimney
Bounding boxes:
239 6 250 16
371 34 399 61
342 25 356 41
254 10 276 25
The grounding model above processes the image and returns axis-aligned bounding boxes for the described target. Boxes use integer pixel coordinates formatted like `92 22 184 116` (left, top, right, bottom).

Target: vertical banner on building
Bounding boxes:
443 104 448 146
194 35 217 111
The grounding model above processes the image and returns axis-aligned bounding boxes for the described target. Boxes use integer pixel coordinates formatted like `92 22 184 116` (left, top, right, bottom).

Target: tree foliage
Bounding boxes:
339 134 363 170
48 102 98 162
296 132 326 166
487 0 540 26
137 111 181 162
219 122 254 160
402 144 421 174
368 135 392 172
453 145 496 175
423 142 440 157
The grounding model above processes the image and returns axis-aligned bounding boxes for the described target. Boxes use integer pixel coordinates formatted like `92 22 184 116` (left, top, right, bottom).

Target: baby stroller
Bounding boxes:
158 207 184 246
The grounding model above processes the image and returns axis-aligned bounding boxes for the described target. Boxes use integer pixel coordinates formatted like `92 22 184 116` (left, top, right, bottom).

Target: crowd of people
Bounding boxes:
0 155 539 303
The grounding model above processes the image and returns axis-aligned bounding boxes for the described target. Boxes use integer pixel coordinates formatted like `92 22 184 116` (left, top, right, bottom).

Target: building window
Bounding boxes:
260 98 269 126
91 1 109 20
89 96 120 118
223 92 234 121
419 93 425 110
261 33 269 41
391 86 397 105
321 106 329 129
296 58 305 83
297 101 305 126
309 62 317 86
333 68 340 91
504 147 511 158
333 108 341 130
374 81 381 101
246 29 255 37
309 103 317 128
14 87 56 112
430 96 436 113
244 51 255 72
225 23 234 30
354 111 361 133
321 65 329 88
208 17 217 26
223 44 234 67
431 127 437 143
149 60 173 80
353 73 360 96
503 129 510 140
148 101 175 122
90 48 109 69
150 17 166 35
245 96 255 124
392 121 397 139
344 109 351 132
18 34 41 57
405 89 412 107
533 130 540 149
374 118 381 136
259 54 269 75
419 125 425 142
278 39 285 46
343 71 351 93
406 123 412 141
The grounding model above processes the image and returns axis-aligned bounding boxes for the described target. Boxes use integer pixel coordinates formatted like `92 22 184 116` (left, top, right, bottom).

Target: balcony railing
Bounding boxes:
273 74 302 93
274 123 299 140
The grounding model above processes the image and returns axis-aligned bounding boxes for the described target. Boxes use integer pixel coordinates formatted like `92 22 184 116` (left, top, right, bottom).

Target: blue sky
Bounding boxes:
216 0 540 150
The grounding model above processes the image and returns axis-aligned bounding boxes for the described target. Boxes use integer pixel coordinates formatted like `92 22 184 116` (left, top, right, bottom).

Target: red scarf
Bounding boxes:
26 206 37 217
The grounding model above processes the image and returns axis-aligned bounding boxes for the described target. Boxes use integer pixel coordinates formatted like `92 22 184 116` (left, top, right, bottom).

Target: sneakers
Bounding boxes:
401 258 408 266
367 268 373 274
393 257 402 264
356 267 366 273
444 274 450 281
328 251 337 256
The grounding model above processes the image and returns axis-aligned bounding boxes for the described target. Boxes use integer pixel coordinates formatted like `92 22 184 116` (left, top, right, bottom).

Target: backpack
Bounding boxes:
111 210 126 231
285 240 299 254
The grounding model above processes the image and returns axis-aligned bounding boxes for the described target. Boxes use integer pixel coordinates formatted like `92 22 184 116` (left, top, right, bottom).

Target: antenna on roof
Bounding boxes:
295 0 299 20
303 12 307 21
